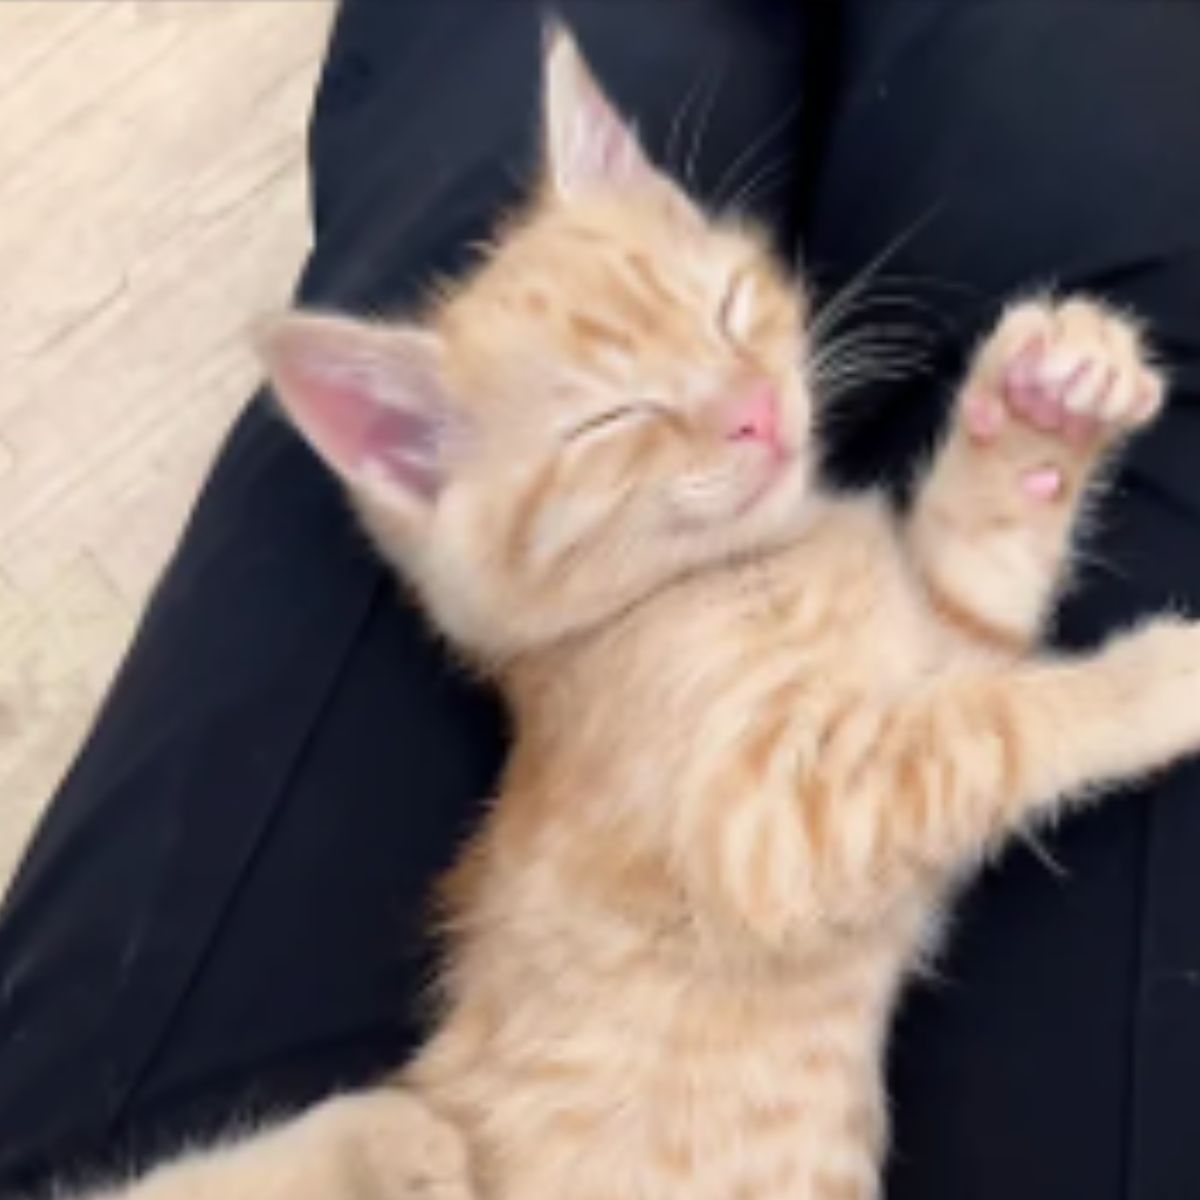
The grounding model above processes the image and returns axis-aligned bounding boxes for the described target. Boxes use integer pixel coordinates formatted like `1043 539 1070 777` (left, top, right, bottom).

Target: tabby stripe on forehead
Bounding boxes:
568 313 634 355
625 251 679 310
601 260 667 335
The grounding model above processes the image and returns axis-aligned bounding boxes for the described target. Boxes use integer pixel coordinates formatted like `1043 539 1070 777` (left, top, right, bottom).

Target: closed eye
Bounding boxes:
563 401 673 443
717 267 753 346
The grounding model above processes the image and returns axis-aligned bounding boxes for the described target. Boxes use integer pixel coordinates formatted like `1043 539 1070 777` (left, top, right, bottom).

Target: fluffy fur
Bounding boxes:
86 26 1200 1200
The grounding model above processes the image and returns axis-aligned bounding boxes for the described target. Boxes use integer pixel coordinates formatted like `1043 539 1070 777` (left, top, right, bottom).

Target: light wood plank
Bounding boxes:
0 1 334 889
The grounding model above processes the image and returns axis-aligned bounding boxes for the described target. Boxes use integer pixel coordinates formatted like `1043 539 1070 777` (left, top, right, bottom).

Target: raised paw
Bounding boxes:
961 298 1164 501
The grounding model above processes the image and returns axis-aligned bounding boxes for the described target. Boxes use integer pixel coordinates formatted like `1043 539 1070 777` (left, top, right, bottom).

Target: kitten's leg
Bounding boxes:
908 298 1163 650
78 1089 473 1200
834 619 1200 880
697 620 1200 935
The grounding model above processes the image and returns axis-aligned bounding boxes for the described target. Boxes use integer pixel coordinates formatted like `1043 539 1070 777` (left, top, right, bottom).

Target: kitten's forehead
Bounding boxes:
438 189 802 415
478 200 754 345
548 199 750 286
527 223 732 369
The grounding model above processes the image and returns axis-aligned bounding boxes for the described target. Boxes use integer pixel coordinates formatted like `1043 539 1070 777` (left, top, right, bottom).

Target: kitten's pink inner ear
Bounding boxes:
262 318 448 505
290 367 442 499
544 25 655 197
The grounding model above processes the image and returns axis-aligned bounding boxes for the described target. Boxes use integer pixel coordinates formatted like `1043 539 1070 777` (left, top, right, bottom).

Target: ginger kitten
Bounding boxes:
90 26 1200 1200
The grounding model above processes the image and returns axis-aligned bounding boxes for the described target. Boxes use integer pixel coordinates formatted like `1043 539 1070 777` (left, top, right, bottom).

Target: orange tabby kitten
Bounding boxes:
88 26 1200 1200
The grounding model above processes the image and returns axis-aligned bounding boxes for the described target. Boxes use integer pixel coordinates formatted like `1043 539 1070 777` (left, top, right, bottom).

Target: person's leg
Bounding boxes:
800 4 1200 1196
0 2 808 1192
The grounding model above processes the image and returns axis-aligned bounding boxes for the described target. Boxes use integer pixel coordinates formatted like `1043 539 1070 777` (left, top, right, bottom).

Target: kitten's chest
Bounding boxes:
630 540 930 731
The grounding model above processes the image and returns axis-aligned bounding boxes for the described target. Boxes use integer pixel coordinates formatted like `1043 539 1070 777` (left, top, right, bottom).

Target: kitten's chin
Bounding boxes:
679 452 815 572
735 450 798 518
738 453 814 542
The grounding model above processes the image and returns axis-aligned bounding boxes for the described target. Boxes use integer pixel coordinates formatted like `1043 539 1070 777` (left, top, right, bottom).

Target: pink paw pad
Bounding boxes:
1020 465 1064 502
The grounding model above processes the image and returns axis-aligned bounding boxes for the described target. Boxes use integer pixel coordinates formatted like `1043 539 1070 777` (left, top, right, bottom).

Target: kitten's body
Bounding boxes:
78 27 1200 1200
413 502 930 1199
408 490 1181 1200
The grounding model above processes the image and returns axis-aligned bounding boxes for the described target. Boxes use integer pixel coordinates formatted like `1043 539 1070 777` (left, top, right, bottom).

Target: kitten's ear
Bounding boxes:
543 23 657 199
259 313 456 512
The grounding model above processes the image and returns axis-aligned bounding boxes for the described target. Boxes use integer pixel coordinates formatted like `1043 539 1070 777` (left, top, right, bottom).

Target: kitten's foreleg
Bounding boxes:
685 620 1200 938
74 1088 473 1200
856 618 1200 877
907 298 1162 652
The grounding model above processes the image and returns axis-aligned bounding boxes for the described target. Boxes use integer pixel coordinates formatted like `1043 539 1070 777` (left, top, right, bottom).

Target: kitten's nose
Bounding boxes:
724 382 782 453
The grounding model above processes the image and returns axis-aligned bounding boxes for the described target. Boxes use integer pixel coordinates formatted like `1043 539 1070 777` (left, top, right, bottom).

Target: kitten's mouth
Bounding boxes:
736 445 795 516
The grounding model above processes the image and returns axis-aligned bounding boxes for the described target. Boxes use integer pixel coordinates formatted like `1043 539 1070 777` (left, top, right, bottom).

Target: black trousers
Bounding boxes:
3 2 1200 1196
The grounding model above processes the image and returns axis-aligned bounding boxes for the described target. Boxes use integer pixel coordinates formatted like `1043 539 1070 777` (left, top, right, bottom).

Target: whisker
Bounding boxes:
683 62 726 191
818 337 936 366
812 291 956 340
808 206 946 344
813 351 936 384
810 330 937 379
814 319 939 351
814 345 936 393
817 365 933 397
1069 545 1129 582
719 156 795 217
809 278 873 347
711 97 802 211
664 72 708 181
1017 829 1068 878
815 366 931 396
817 348 934 376
820 367 931 396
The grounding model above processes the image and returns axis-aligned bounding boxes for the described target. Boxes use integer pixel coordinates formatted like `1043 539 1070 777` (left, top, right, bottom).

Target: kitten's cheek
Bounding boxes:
660 483 717 533
663 476 743 532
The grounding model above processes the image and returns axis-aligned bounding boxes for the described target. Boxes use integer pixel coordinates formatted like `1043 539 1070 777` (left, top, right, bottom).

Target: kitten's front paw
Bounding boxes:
961 298 1164 501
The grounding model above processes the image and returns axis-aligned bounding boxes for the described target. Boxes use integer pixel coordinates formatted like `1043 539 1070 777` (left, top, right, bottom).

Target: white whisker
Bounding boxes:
719 156 794 217
664 73 708 181
683 62 726 191
807 206 946 347
711 98 802 211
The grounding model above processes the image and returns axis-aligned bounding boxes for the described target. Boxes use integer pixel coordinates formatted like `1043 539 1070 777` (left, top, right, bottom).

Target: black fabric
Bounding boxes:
802 7 1200 1198
1 1 1199 1197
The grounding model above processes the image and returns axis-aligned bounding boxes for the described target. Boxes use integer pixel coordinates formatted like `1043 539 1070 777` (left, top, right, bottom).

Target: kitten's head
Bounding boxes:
262 28 815 662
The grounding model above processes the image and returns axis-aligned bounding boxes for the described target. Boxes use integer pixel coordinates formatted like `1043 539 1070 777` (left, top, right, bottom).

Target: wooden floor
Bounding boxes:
0 2 334 888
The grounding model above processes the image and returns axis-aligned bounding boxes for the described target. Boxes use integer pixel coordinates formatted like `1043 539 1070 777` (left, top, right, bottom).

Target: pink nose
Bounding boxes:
725 382 782 451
